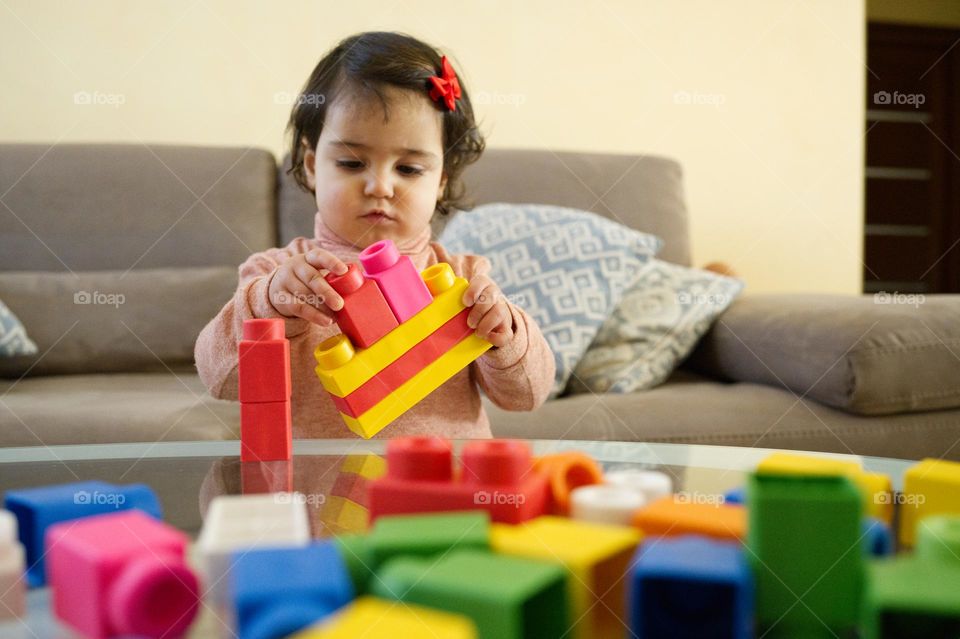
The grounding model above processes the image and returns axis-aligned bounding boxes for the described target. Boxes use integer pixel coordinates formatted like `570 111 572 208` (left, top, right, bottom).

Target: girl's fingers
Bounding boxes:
476 304 511 346
467 286 498 329
305 250 349 277
462 275 494 307
292 260 344 311
279 280 336 326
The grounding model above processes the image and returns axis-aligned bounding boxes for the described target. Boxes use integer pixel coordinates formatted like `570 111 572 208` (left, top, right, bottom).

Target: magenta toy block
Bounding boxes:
325 263 399 348
46 510 200 639
240 400 292 462
358 240 432 323
238 319 291 404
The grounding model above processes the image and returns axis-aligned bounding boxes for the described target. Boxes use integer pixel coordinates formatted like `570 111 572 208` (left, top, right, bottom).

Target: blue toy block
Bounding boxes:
862 517 893 557
629 535 753 639
3 480 162 587
723 486 746 505
231 541 354 639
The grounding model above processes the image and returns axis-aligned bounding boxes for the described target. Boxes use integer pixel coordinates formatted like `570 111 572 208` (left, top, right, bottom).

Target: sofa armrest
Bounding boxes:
686 293 960 416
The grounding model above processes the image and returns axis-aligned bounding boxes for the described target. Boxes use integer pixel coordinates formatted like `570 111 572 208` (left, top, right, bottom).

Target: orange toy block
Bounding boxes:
632 495 747 542
532 452 604 515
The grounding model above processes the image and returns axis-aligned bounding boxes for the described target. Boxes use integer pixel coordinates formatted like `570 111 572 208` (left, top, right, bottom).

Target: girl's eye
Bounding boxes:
336 160 363 170
397 165 425 176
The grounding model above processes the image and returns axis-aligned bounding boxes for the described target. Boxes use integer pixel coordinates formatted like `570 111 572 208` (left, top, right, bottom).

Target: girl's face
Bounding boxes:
303 86 447 249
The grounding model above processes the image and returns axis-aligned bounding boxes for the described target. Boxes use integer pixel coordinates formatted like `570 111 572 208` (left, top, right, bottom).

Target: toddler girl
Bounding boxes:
195 31 555 438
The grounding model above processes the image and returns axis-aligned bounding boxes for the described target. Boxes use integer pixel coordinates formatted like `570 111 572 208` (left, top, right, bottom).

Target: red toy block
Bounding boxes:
240 400 292 462
238 319 291 404
326 263 399 349
46 510 200 639
328 308 474 418
241 460 294 495
368 437 549 524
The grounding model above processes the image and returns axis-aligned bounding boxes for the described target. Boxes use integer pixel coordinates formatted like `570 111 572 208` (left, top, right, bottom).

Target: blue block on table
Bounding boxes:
629 534 753 639
862 517 893 557
723 486 746 505
3 480 162 587
231 541 354 639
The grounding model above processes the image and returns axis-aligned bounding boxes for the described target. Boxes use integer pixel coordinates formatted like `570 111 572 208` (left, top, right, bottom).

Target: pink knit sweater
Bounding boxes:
194 213 556 439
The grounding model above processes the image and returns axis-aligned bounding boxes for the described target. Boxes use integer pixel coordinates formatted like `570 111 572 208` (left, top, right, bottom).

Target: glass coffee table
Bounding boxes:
0 439 914 638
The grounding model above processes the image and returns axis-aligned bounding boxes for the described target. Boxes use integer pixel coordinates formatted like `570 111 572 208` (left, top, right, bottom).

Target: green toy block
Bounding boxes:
372 549 569 639
862 515 960 638
334 511 490 594
747 471 864 637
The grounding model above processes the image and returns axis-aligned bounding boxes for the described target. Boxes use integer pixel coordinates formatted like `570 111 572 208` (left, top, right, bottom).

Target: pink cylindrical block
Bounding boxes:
359 240 433 323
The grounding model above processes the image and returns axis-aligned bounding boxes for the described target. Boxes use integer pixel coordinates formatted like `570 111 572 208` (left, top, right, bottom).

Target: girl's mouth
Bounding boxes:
362 210 393 223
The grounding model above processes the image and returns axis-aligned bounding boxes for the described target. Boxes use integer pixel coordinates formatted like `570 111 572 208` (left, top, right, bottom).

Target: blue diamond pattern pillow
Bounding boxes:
440 203 663 397
0 298 38 358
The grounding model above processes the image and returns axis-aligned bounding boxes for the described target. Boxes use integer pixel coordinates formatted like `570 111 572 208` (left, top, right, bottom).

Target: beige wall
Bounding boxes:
0 1 866 294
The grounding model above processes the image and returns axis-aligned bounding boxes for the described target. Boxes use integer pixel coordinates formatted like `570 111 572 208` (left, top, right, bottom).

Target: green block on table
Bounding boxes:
334 511 490 594
372 549 569 639
747 471 864 637
862 515 960 638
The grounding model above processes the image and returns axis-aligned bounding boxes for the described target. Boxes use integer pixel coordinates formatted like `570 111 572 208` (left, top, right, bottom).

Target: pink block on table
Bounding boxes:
359 239 433 323
46 510 200 639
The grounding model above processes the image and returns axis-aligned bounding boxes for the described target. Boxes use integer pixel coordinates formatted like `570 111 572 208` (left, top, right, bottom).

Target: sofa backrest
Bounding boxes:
278 148 691 266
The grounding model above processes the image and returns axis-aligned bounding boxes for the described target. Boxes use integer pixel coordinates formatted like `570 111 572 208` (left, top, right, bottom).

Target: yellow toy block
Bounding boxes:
293 596 477 638
339 334 492 438
340 454 387 479
319 495 369 535
899 458 960 547
757 452 893 523
490 516 641 639
314 264 470 397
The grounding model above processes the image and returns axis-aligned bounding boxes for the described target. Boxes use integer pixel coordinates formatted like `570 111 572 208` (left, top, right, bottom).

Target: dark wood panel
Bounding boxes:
866 121 934 167
864 235 935 283
865 178 932 226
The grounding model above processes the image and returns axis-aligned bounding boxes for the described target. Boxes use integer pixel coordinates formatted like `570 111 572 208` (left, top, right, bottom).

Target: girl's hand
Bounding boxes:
267 250 349 326
463 274 515 348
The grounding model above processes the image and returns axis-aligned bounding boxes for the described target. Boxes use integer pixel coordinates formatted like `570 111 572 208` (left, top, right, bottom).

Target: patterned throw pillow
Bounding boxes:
567 260 744 394
0 298 38 358
440 203 662 397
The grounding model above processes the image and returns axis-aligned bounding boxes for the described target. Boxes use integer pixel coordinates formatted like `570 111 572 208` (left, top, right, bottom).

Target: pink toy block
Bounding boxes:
46 510 200 639
238 319 291 404
328 308 474 418
325 263 399 348
359 239 433 323
241 400 292 462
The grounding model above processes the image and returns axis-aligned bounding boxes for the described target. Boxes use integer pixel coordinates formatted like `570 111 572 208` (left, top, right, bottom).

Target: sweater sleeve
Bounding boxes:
194 241 314 400
435 246 556 412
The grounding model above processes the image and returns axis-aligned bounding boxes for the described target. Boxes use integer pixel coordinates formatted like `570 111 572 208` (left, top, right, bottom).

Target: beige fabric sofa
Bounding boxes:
1 143 958 460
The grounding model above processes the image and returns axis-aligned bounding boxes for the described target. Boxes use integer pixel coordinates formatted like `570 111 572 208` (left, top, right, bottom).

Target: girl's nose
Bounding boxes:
364 171 394 200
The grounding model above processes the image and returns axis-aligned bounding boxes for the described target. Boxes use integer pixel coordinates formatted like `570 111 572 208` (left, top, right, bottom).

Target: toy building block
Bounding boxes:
325 262 399 348
3 480 161 587
292 596 478 638
747 472 863 637
358 239 433 322
328 308 475 417
862 515 960 638
0 510 25 621
490 516 641 639
241 460 293 495
239 318 292 462
372 549 569 639
46 510 200 639
632 495 746 542
334 511 490 595
757 452 894 523
570 484 645 526
197 493 310 607
899 457 960 547
863 517 893 557
532 451 604 515
629 535 753 639
314 263 478 398
723 486 746 505
231 541 354 639
368 438 549 524
319 496 370 536
605 469 674 502
339 453 387 478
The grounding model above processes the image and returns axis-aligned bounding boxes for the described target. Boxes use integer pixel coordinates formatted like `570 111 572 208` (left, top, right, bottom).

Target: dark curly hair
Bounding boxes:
287 31 485 216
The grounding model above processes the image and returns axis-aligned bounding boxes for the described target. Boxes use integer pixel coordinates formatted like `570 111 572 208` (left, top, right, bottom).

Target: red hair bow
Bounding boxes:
428 56 462 112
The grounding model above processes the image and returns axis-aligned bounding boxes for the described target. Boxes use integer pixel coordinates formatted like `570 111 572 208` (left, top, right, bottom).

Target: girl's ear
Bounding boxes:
437 170 448 202
302 138 318 190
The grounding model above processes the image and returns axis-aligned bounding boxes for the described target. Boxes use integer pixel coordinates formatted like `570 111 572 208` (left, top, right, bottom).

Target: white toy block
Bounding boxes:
0 510 26 621
570 485 646 526
605 470 673 502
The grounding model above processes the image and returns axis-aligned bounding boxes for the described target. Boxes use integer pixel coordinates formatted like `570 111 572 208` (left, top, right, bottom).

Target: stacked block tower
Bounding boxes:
314 239 492 438
238 318 292 462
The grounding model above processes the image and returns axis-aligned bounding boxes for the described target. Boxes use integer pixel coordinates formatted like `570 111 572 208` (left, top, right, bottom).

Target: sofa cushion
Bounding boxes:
440 202 662 397
0 298 37 357
568 260 743 394
0 267 237 377
688 294 960 416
